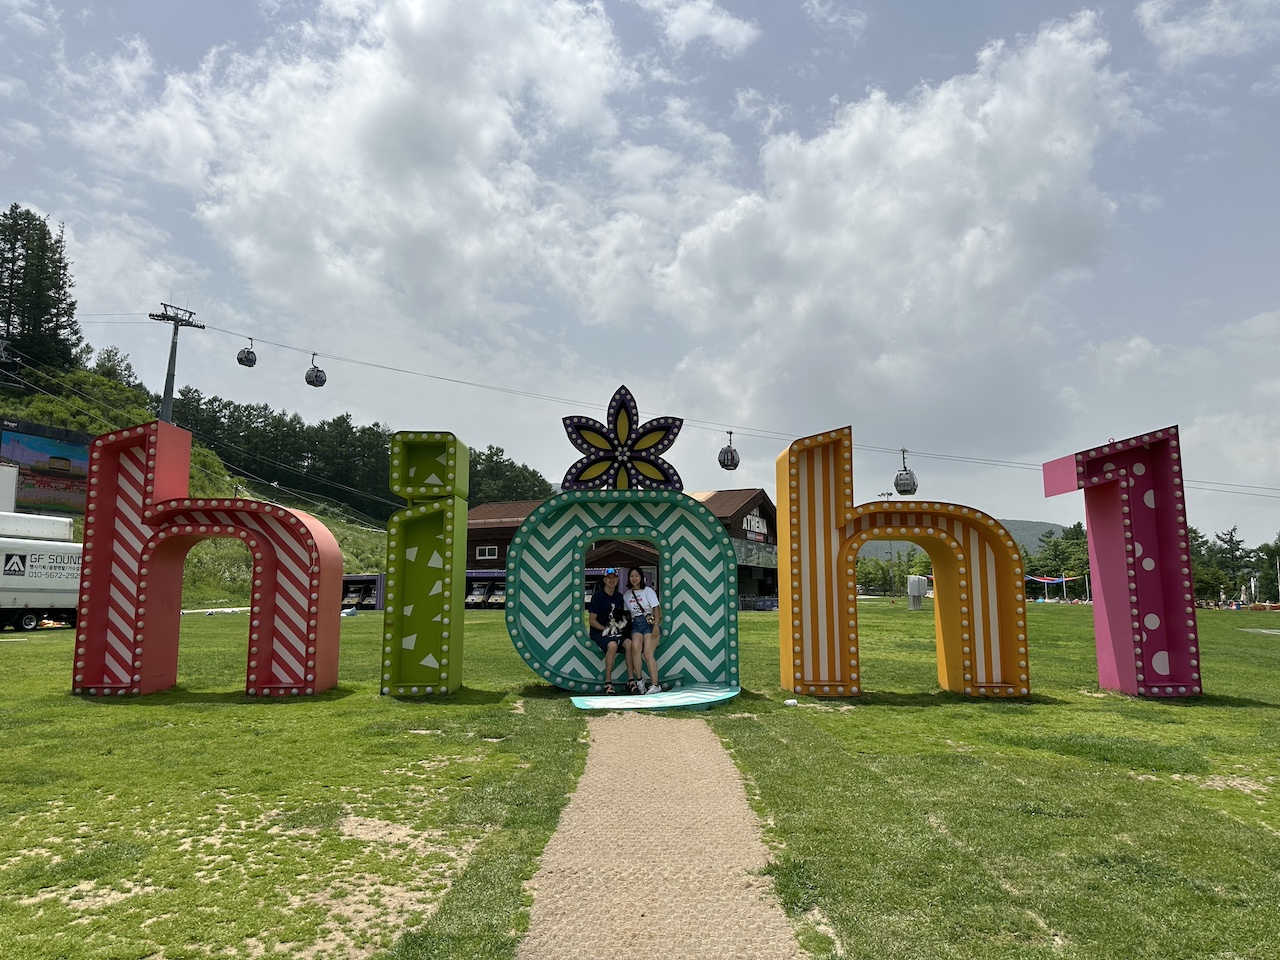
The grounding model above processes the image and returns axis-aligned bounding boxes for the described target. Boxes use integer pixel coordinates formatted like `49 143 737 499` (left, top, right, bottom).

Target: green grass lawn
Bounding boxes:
1 603 1277 959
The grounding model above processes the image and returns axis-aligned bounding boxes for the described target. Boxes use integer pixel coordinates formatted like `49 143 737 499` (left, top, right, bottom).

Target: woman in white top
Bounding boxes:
624 568 663 694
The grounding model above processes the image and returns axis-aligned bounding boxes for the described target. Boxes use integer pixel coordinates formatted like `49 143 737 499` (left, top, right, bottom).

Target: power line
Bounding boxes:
12 359 405 517
45 317 1280 501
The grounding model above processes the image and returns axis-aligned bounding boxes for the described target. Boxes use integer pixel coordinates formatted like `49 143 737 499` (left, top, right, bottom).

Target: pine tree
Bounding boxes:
0 203 85 370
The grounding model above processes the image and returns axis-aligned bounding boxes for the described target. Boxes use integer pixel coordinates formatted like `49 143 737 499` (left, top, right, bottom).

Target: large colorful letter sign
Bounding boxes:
73 421 344 696
505 489 740 692
503 385 739 693
778 428 1030 697
381 432 469 695
1043 426 1201 697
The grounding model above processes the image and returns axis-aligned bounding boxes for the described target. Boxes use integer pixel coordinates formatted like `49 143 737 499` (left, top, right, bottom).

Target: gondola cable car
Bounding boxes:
236 338 257 367
305 352 327 387
893 447 918 496
718 430 740 470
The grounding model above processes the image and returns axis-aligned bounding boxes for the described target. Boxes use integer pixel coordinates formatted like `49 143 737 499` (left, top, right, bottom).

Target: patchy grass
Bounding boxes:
1 603 1277 959
714 601 1280 960
0 610 584 960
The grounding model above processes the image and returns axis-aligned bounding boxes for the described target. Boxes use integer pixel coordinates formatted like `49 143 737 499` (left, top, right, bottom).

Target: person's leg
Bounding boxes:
643 630 660 691
629 630 646 691
603 641 618 691
624 636 642 687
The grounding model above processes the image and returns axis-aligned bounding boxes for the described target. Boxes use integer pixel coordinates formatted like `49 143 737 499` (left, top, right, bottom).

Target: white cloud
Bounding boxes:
732 87 788 132
1069 310 1280 538
655 14 1143 453
1137 0 1280 68
0 0 54 36
60 0 630 348
1252 61 1280 92
1 117 40 148
802 0 869 40
14 1 1279 542
634 0 760 57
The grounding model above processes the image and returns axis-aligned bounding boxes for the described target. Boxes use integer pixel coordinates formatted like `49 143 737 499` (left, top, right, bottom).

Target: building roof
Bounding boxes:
684 488 770 518
466 489 774 529
466 499 547 527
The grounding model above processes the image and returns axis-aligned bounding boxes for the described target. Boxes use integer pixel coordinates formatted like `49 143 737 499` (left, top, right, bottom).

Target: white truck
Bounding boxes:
0 511 82 630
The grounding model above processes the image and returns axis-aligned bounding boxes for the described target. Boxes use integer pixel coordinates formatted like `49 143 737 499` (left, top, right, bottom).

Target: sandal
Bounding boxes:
603 682 616 695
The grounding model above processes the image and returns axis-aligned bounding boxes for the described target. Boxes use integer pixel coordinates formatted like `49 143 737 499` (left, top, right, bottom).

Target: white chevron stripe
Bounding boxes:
529 504 591 543
516 560 568 592
675 618 722 650
114 519 145 557
671 570 719 606
107 633 133 666
555 652 597 679
671 561 725 593
665 642 724 673
277 575 310 618
273 631 305 679
662 654 714 682
527 525 583 558
516 577 563 609
119 449 146 485
519 606 563 633
104 651 131 684
274 592 309 637
265 516 311 570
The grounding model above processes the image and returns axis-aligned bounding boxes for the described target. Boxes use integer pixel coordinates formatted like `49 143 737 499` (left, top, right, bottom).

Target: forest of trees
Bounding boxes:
871 521 1280 607
171 387 551 521
0 203 87 369
2 198 1278 604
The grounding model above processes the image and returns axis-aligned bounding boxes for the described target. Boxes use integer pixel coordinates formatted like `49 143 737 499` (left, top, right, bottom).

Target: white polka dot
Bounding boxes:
1142 558 1156 571
1134 542 1143 557
1144 490 1156 508
1151 651 1170 676
1133 463 1146 476
1144 613 1160 630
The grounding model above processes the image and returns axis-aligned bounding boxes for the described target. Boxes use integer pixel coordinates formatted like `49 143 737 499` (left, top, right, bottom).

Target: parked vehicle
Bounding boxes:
485 582 507 609
465 582 492 609
0 512 81 630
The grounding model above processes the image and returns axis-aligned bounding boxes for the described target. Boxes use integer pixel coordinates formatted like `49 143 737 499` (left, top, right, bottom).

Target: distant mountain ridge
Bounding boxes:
854 518 1064 561
998 519 1067 554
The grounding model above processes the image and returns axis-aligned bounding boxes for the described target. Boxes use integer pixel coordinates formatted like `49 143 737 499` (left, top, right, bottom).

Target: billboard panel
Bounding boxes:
0 422 92 516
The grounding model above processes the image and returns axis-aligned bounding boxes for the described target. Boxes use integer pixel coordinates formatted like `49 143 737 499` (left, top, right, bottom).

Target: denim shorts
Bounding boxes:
630 615 652 636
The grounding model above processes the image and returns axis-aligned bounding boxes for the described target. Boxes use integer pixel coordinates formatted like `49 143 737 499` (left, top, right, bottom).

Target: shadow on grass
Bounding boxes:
733 687 1066 708
513 681 574 701
1157 692 1280 710
77 685 360 706
388 686 507 706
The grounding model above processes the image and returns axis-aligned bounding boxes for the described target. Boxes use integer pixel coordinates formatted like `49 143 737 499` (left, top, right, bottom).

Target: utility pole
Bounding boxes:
149 303 204 423
879 491 894 596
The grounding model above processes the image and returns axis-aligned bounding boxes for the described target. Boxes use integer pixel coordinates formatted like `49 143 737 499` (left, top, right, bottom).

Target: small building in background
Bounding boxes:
464 489 778 609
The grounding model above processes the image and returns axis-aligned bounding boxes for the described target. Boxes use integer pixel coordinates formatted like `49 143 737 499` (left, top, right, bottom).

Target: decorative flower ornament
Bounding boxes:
562 384 683 491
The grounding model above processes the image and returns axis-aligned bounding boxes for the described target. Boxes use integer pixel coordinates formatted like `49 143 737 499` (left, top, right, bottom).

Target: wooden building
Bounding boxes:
463 488 778 608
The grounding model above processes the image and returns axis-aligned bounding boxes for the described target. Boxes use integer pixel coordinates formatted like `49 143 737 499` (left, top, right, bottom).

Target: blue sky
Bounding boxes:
2 0 1279 542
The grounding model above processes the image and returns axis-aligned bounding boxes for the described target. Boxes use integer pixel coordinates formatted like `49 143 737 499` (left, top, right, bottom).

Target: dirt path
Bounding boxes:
517 712 805 960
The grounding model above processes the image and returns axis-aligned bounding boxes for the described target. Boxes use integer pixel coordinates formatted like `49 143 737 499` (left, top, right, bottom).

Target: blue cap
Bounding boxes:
604 568 618 575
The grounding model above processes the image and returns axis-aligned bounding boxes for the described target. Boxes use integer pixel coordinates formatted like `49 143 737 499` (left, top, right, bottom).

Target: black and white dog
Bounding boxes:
600 607 631 639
